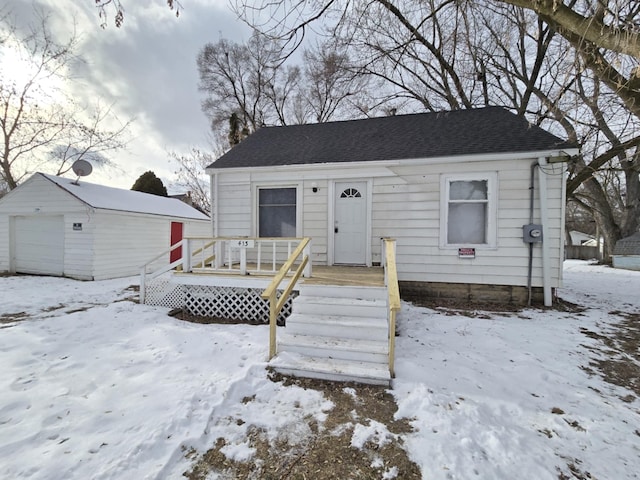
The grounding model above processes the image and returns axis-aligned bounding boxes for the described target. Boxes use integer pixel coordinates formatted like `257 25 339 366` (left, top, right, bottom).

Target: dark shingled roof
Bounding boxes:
208 106 576 169
613 232 640 255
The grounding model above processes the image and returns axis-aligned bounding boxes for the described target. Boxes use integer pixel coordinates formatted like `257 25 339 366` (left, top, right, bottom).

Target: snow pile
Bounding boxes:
0 260 638 479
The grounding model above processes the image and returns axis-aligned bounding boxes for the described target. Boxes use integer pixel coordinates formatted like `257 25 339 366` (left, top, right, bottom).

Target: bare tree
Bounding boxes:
0 13 130 190
95 0 182 28
232 0 640 257
197 33 373 138
197 33 293 133
302 42 371 122
168 147 215 215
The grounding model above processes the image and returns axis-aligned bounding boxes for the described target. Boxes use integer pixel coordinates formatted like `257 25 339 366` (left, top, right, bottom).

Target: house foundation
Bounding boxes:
399 281 546 306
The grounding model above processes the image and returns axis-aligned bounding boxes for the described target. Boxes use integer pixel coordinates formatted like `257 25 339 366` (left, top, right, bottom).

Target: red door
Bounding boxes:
170 222 183 263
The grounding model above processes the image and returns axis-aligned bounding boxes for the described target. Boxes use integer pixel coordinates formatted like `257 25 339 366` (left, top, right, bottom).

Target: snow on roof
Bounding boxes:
40 173 209 220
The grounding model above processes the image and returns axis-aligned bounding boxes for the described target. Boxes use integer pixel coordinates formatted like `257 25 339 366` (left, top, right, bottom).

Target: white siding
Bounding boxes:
63 214 96 280
217 182 252 236
0 214 9 273
372 159 565 288
0 175 90 275
303 179 329 263
212 156 566 289
91 211 210 280
184 220 213 237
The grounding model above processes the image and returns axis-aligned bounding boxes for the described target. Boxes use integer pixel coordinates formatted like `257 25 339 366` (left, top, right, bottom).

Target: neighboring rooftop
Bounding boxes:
208 106 577 169
41 173 209 220
613 232 640 256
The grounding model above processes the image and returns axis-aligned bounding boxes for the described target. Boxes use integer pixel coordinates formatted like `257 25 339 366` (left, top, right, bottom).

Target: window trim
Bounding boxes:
254 184 302 238
439 172 498 249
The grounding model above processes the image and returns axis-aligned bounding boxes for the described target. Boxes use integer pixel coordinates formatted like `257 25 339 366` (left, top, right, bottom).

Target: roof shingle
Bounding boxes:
208 107 576 170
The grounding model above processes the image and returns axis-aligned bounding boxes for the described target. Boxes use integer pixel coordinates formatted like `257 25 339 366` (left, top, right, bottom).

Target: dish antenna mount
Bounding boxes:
71 159 93 185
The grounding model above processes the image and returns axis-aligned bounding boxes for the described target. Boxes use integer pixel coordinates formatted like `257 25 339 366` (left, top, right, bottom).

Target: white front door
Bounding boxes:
334 181 367 265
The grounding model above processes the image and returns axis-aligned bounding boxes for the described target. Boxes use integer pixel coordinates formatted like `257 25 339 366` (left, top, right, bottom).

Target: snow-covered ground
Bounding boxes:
0 260 638 479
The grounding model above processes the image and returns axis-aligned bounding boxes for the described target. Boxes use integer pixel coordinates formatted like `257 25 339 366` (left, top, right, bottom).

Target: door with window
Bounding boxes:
334 181 367 265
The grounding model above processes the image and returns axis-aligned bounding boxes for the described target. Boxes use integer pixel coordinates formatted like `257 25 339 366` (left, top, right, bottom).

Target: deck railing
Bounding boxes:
140 237 312 304
382 238 401 378
261 237 312 360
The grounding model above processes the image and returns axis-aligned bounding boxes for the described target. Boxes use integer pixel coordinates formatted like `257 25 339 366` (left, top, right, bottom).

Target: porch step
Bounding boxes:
271 352 391 386
293 295 387 319
285 313 388 342
298 284 386 301
278 332 389 363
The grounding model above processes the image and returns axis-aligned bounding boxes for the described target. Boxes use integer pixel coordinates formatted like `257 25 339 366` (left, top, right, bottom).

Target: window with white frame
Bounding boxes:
258 187 297 237
441 173 497 247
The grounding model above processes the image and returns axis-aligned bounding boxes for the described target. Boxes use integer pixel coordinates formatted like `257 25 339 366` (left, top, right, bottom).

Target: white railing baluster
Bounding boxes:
272 241 276 272
257 241 262 272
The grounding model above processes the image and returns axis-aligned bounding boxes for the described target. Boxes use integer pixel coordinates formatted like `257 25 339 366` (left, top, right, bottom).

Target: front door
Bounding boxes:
334 181 367 265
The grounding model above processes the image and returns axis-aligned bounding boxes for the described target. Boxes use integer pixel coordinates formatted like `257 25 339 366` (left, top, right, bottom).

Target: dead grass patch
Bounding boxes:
580 311 640 400
184 374 420 480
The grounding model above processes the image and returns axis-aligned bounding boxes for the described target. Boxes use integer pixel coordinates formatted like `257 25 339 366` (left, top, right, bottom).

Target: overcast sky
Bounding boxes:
4 0 253 190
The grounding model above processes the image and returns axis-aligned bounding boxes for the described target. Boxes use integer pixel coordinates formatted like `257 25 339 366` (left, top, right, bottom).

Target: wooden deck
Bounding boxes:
301 265 384 287
178 264 384 288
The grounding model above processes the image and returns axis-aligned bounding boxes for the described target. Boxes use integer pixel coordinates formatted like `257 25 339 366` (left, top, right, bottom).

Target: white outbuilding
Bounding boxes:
0 173 210 280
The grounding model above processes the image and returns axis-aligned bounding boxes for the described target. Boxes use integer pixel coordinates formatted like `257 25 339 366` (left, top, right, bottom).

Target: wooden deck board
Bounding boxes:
301 266 384 287
177 264 384 288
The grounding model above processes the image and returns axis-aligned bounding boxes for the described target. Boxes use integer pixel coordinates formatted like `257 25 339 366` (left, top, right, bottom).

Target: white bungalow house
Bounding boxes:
0 173 210 280
141 107 578 385
206 107 577 306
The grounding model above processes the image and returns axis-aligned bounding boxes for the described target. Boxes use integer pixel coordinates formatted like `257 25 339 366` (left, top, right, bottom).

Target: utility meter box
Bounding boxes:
523 224 543 243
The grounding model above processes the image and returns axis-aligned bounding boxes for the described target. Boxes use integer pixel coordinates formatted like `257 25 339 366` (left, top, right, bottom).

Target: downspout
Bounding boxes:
537 157 552 307
211 172 220 269
527 162 537 306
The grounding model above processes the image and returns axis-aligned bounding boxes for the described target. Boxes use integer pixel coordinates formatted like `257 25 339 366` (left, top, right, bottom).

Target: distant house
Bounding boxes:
566 230 603 261
568 230 595 245
612 233 640 271
206 107 578 306
0 173 210 280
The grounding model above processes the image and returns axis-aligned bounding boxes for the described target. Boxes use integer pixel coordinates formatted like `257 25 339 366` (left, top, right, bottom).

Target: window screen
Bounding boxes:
447 180 488 244
258 188 296 237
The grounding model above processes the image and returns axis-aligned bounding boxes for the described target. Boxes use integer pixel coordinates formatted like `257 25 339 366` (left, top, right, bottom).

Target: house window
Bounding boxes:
258 187 296 237
441 173 497 247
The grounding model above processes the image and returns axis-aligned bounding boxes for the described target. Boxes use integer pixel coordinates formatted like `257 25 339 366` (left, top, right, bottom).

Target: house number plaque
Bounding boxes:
232 239 255 249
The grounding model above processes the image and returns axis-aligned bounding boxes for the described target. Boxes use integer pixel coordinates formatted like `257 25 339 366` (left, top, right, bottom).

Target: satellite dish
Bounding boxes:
71 160 93 185
72 159 93 177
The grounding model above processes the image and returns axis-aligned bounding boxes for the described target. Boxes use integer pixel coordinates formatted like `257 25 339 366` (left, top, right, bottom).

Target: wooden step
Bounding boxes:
270 352 391 386
285 313 388 341
298 284 387 301
293 295 387 318
278 332 389 363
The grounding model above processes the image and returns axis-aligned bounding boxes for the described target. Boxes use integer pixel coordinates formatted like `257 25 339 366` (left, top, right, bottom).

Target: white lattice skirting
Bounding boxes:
144 277 185 310
144 278 294 325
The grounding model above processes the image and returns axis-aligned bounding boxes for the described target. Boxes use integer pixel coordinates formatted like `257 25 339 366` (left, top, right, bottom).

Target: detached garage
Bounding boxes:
0 173 210 280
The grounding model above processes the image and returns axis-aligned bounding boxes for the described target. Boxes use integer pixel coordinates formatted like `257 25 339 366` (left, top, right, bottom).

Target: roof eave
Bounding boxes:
205 147 580 175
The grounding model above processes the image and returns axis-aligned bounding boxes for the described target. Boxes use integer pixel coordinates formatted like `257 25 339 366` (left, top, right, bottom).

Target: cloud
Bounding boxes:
3 0 251 189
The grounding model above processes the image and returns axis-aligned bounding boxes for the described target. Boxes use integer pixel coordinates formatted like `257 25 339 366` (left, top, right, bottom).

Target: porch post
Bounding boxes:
182 239 191 273
303 238 312 277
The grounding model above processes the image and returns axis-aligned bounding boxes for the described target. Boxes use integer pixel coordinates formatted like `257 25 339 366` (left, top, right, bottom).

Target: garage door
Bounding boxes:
14 216 64 276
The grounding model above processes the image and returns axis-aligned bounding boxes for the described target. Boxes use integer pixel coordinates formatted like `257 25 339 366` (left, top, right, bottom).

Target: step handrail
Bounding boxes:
383 238 401 378
262 237 311 360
